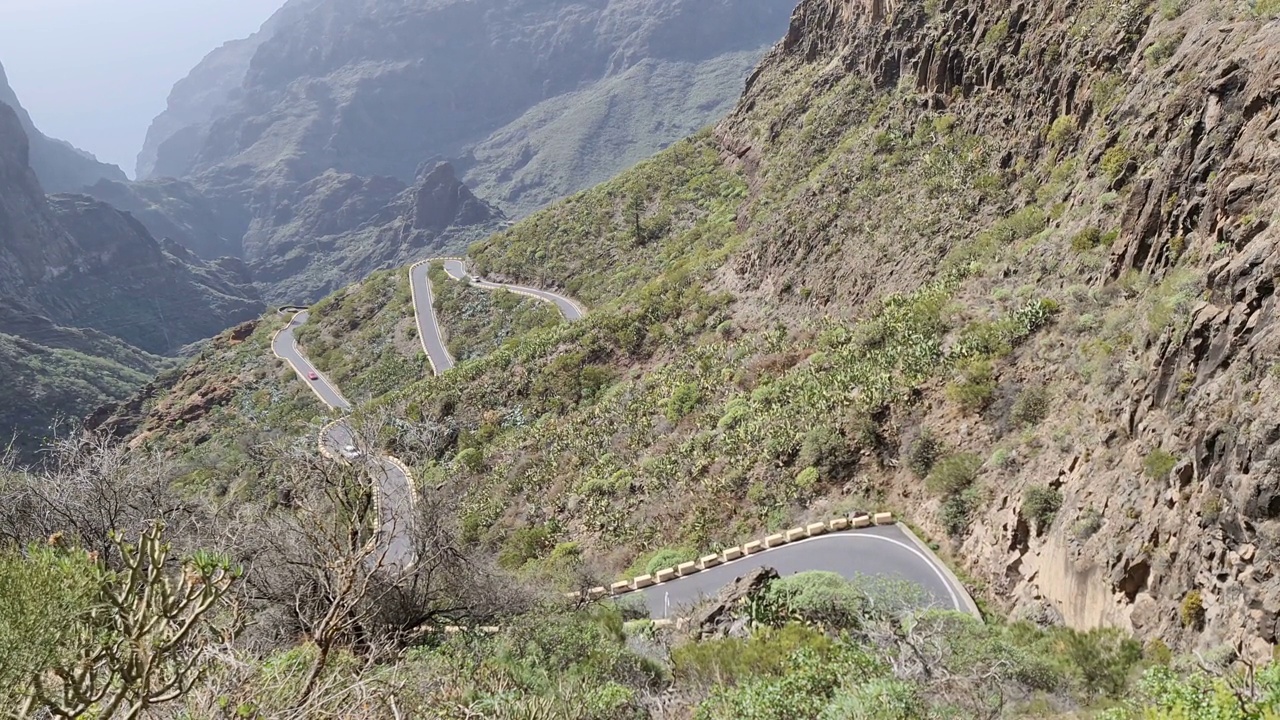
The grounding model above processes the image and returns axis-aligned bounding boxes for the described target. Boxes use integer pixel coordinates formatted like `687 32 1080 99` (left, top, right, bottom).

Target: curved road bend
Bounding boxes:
281 264 978 616
441 259 586 322
272 311 416 573
637 524 975 618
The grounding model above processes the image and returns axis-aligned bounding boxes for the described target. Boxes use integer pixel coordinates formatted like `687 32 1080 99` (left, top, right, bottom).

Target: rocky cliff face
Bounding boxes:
716 0 1280 657
0 60 126 193
125 0 794 301
152 0 796 185
245 160 502 301
0 96 262 457
135 1 319 181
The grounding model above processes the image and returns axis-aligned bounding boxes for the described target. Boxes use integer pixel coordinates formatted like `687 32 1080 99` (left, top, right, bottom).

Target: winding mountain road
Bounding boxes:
441 259 586 321
272 311 416 573
277 259 979 618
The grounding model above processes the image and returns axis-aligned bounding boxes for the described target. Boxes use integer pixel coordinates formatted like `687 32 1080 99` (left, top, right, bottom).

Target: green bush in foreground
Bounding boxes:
1023 485 1063 533
1144 448 1179 479
0 544 99 702
926 453 983 496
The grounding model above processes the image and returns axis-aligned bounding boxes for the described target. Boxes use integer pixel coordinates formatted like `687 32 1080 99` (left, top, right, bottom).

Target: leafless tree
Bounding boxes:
224 436 532 709
0 434 210 564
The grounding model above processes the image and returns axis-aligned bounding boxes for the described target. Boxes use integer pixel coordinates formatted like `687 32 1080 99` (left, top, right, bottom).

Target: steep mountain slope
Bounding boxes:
103 0 1280 667
134 1 319 181
0 60 126 193
0 98 262 458
460 49 769 216
147 0 795 186
124 0 794 303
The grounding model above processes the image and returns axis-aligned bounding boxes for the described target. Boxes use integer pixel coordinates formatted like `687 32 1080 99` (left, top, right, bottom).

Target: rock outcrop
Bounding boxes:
124 0 796 301
692 567 779 639
715 0 1280 658
245 160 503 302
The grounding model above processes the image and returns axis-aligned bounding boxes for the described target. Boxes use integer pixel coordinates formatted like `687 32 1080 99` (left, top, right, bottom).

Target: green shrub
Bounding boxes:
1023 485 1063 533
1144 638 1173 665
754 573 929 630
794 466 820 491
641 548 697 577
926 453 983 496
752 572 867 630
1158 0 1186 17
1071 227 1103 252
907 429 943 478
717 398 750 430
498 524 555 569
1144 33 1184 67
667 382 703 421
453 447 484 473
1007 206 1048 240
796 425 853 478
672 624 833 686
693 640 884 719
941 486 984 537
1258 0 1280 17
580 471 630 497
1011 385 1051 426
1060 627 1143 699
1180 590 1205 629
1047 115 1078 145
983 19 1010 47
1144 449 1178 479
1101 147 1132 181
0 545 100 699
1200 493 1223 524
946 359 996 413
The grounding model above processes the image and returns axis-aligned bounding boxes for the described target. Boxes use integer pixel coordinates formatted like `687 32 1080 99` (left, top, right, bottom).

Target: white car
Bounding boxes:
340 444 363 459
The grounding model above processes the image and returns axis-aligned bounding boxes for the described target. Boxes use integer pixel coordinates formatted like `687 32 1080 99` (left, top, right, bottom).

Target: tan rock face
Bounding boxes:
717 0 1280 655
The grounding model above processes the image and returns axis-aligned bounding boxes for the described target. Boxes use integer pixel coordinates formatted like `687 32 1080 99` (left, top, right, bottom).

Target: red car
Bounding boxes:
307 371 319 381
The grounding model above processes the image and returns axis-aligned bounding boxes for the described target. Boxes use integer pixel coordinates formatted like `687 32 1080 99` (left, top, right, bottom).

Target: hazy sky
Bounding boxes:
0 0 285 177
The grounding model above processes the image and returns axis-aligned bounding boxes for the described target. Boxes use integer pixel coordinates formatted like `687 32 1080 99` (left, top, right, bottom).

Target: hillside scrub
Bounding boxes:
294 270 429 402
83 0 1280 681
425 261 562 362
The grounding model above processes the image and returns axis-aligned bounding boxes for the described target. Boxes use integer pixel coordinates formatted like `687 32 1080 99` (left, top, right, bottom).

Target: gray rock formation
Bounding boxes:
247 160 504 303
125 0 795 301
692 566 778 639
0 97 262 457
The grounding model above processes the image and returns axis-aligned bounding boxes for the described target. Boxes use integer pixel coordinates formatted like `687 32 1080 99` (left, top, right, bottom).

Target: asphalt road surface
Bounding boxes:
279 266 979 616
272 311 350 411
636 524 976 619
441 259 586 322
409 262 456 374
274 311 416 573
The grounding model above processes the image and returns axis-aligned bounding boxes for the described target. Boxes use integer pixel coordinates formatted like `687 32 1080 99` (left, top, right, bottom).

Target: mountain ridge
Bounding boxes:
0 59 127 193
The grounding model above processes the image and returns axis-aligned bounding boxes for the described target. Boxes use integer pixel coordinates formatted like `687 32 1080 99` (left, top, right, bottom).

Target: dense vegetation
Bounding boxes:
8 0 1278 714
3 503 1278 719
425 262 562 362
